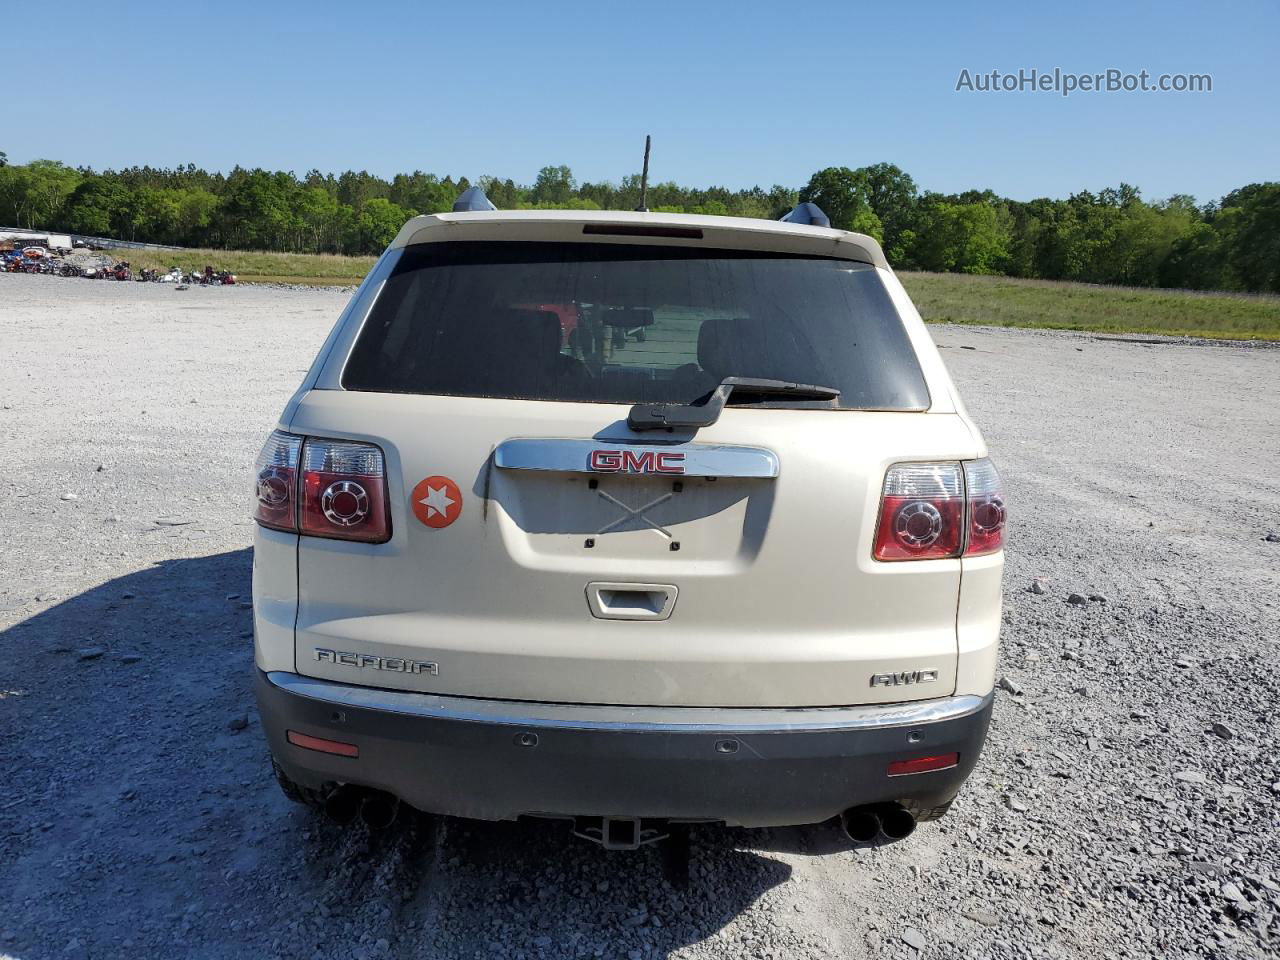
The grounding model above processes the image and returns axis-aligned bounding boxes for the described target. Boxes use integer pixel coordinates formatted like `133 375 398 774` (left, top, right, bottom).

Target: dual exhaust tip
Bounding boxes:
840 803 917 844
322 785 400 830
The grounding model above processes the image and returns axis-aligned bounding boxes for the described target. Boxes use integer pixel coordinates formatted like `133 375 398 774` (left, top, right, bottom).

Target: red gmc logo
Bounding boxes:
588 449 686 474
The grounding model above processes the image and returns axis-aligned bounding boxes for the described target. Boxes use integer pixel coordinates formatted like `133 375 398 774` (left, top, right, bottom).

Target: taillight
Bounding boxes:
299 438 391 543
963 458 1006 556
253 430 302 532
873 463 965 561
253 432 391 543
873 459 1006 561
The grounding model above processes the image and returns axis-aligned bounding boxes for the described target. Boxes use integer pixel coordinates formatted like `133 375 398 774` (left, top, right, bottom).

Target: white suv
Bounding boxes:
252 192 1005 848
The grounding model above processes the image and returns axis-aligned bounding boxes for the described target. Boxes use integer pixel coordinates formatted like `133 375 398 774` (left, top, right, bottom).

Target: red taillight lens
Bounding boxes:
887 752 959 777
299 438 391 543
253 430 302 532
873 463 965 561
873 459 1007 561
963 458 1006 556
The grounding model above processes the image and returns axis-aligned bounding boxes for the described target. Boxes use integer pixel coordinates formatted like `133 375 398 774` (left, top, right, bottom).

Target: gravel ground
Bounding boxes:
1 271 1277 960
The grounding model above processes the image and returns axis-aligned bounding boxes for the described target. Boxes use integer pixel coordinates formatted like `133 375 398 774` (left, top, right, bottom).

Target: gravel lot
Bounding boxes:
1 272 1277 960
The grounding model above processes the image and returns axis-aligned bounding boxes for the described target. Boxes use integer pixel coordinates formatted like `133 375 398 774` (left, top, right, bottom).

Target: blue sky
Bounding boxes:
5 0 1276 203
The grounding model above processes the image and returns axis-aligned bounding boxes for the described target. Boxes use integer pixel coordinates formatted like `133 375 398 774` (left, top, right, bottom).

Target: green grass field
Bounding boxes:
113 248 1280 340
899 271 1280 341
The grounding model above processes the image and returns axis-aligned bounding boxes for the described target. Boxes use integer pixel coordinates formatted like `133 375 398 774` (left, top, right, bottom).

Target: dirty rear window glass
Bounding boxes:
341 242 930 410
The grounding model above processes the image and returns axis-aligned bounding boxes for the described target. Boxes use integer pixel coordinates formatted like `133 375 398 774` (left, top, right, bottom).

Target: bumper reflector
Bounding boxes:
887 752 959 777
287 730 359 758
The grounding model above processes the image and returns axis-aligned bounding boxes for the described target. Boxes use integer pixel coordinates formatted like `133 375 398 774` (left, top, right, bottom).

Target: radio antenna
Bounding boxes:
637 135 651 212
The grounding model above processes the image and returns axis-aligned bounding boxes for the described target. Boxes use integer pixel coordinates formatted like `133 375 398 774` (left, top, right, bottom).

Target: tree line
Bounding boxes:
0 153 1276 293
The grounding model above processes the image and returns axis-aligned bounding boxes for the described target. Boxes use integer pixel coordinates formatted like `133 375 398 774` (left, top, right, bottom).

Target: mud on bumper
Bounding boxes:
255 670 993 828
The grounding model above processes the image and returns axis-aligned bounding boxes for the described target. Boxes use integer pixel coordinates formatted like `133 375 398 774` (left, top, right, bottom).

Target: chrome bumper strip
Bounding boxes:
266 671 992 733
493 438 780 478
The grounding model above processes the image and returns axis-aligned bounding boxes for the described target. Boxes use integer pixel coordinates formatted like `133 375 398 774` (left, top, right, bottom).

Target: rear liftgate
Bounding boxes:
498 436 777 866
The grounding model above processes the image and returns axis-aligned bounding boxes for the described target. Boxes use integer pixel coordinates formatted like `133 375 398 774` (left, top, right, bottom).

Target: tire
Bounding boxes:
270 754 324 810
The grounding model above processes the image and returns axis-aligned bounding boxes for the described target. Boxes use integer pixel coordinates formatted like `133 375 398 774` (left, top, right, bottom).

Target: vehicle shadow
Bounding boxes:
0 550 800 959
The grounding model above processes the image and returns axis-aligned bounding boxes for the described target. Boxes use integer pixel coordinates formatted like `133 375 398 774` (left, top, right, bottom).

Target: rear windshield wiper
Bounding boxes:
628 376 841 431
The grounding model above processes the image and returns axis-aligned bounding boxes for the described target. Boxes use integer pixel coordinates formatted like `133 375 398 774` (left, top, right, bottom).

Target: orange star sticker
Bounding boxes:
411 476 462 528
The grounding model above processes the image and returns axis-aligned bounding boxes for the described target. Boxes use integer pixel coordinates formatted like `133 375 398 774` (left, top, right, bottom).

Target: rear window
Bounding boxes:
341 242 930 410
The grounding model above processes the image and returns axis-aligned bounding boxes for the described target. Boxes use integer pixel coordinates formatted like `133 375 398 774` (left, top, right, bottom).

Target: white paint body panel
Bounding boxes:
253 527 298 673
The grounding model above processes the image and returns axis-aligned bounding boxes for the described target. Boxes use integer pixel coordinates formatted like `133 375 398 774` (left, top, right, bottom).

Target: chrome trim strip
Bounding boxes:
493 438 780 479
266 672 991 733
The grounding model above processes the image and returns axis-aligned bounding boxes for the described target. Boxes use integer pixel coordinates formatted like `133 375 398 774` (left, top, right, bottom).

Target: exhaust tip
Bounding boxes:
877 804 917 841
358 791 401 830
840 807 882 844
322 785 362 826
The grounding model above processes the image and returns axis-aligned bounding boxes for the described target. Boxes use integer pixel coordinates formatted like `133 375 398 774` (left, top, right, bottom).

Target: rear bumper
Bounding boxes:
256 670 993 828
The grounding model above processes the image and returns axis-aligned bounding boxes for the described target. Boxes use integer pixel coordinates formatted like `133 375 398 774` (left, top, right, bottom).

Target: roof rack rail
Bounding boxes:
779 202 831 228
452 186 497 212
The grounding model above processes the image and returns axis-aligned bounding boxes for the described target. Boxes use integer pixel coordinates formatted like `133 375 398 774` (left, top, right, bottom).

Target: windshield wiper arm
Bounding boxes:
628 376 840 431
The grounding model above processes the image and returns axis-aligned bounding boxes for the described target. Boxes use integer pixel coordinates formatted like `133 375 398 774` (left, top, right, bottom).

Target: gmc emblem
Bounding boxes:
588 449 686 475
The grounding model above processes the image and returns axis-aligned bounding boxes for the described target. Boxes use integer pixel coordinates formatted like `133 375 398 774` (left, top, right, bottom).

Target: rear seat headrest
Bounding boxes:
481 308 562 360
698 316 764 381
697 315 822 385
426 306 564 393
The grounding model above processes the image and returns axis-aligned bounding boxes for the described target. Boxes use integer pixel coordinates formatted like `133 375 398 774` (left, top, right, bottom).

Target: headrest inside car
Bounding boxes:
426 307 564 394
697 315 829 386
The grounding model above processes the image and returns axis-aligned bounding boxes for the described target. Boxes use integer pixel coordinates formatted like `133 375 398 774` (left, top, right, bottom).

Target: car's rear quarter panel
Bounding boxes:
252 526 298 673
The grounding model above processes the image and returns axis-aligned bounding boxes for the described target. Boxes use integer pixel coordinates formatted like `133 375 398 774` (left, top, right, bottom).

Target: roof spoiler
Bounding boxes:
780 202 831 228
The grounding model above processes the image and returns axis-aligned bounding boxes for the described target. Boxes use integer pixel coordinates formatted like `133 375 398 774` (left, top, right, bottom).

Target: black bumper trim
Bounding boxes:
256 670 993 828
